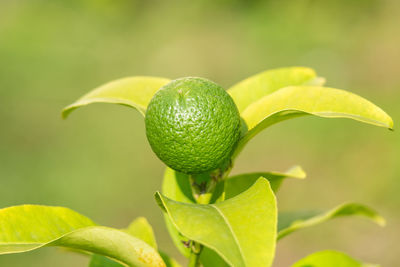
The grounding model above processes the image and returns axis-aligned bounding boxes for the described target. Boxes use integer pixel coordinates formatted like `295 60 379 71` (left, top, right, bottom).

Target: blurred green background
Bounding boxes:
0 0 399 266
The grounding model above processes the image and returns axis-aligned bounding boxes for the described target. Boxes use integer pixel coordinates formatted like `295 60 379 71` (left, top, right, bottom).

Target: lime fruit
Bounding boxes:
145 77 241 175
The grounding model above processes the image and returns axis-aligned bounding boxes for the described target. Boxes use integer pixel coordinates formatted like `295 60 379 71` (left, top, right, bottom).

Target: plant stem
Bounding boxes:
188 174 211 267
188 245 201 267
187 168 231 267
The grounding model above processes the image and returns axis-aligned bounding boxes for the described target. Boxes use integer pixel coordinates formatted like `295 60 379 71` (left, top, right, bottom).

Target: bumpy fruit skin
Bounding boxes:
145 77 241 174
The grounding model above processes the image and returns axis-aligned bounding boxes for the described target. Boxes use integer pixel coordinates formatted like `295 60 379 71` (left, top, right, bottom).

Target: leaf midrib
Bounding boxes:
209 204 246 267
246 108 392 133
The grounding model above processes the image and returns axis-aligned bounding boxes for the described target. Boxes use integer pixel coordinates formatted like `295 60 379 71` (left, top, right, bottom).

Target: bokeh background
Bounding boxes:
0 0 399 266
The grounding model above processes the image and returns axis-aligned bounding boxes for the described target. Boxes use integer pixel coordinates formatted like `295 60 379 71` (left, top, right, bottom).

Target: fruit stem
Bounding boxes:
188 254 200 267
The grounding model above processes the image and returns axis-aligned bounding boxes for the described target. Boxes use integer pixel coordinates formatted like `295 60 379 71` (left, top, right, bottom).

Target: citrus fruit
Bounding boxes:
145 77 241 174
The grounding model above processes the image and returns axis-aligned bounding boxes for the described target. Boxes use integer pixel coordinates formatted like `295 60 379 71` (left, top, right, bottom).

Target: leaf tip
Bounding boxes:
255 176 270 187
305 76 326 86
154 192 167 213
387 119 394 131
61 103 79 120
375 216 386 227
384 114 394 130
287 165 307 179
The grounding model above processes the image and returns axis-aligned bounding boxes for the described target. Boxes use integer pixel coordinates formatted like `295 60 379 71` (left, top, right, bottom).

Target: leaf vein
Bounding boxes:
209 204 246 266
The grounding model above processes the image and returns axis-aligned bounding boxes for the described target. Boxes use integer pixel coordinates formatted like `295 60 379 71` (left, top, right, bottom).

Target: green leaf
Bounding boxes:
278 203 385 240
236 86 394 157
89 216 159 267
62 76 170 118
227 67 324 113
89 217 181 267
124 217 158 249
156 178 277 267
291 250 380 267
0 205 96 253
0 205 165 267
56 226 165 267
225 165 306 199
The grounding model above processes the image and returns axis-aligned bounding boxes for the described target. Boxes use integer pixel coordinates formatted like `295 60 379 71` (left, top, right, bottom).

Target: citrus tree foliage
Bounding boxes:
0 67 392 266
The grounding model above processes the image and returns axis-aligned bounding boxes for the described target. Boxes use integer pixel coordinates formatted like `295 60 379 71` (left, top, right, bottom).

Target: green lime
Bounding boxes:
145 77 241 175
